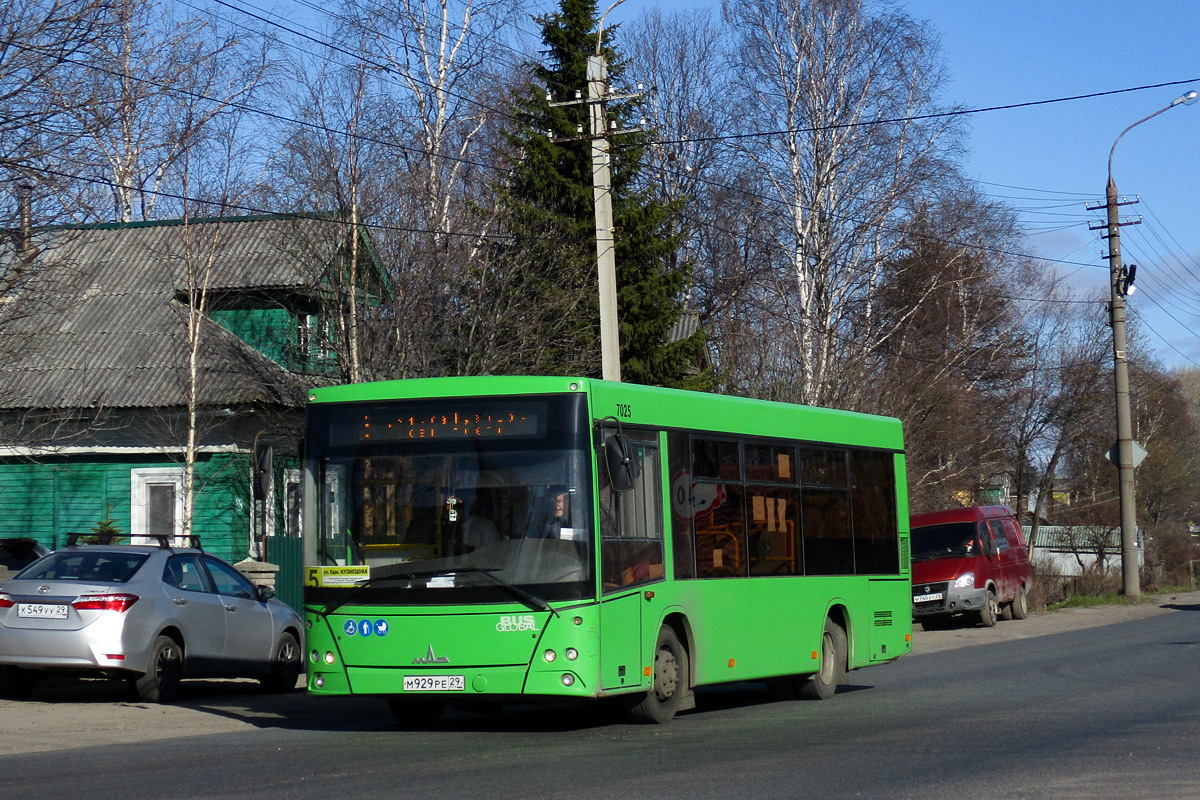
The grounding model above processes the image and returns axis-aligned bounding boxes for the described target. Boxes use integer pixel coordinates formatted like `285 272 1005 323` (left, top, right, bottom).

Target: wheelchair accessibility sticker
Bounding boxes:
343 619 389 637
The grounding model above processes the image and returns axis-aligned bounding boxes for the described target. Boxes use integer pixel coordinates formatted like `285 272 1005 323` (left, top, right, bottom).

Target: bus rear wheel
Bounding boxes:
627 626 686 724
800 618 846 700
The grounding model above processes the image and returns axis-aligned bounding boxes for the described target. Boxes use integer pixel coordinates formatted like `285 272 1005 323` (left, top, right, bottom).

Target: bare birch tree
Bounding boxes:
0 0 116 210
40 0 271 222
723 0 959 407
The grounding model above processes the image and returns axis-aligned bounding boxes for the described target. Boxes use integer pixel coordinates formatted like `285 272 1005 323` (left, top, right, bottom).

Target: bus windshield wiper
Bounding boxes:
446 567 560 618
323 566 559 617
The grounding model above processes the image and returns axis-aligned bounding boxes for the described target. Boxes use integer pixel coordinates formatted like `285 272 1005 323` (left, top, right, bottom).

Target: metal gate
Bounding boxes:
267 535 304 614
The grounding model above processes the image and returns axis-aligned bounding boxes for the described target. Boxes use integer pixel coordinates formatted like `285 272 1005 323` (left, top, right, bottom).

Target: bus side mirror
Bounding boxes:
604 434 638 492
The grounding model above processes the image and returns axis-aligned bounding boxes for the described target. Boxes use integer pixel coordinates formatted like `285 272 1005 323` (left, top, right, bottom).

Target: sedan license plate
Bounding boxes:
913 592 944 603
17 603 69 619
403 675 465 692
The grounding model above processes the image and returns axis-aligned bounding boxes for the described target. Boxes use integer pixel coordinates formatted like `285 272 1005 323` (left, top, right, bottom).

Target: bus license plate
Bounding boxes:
403 675 465 692
18 603 69 619
912 592 944 603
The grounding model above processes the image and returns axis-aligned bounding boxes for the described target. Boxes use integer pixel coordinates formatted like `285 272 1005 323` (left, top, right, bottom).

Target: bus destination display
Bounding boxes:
359 407 541 440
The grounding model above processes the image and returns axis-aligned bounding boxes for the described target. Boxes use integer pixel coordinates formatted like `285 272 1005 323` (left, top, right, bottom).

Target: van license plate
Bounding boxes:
913 592 944 603
403 675 465 692
18 603 69 619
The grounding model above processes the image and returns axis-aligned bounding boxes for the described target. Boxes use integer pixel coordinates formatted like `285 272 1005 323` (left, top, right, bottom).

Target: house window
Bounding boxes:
298 313 335 371
131 468 185 544
284 468 302 537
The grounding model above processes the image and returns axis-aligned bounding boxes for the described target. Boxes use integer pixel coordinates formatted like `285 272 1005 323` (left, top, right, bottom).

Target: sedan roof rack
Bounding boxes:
64 534 203 550
65 533 125 547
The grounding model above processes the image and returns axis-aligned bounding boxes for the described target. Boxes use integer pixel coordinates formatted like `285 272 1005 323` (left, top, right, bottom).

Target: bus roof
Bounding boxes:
307 376 903 452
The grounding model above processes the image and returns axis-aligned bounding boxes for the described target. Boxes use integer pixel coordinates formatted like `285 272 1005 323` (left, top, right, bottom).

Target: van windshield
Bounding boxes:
910 522 979 562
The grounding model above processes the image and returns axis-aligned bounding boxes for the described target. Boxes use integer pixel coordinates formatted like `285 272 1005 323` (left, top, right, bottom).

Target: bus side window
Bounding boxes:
849 451 899 575
801 449 853 575
600 438 665 592
668 431 695 579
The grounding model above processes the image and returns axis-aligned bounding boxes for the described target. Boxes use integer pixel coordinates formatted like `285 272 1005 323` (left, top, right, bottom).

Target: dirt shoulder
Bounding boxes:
910 589 1200 656
3 590 1199 756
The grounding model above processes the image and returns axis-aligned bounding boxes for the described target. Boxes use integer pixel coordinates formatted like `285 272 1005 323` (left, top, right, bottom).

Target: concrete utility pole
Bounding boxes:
588 52 620 383
547 0 640 383
1093 88 1197 598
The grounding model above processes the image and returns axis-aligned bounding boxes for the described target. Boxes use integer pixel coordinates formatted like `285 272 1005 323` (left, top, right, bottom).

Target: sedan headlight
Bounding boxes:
953 572 975 589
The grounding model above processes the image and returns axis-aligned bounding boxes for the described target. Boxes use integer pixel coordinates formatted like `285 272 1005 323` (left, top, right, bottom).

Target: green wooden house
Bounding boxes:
0 212 378 572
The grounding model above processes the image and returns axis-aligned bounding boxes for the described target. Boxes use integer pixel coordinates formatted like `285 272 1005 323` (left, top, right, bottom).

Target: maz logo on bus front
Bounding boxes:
413 645 450 665
496 614 538 632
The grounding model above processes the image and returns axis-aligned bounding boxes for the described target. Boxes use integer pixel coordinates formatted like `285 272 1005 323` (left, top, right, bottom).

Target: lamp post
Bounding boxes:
1104 88 1198 598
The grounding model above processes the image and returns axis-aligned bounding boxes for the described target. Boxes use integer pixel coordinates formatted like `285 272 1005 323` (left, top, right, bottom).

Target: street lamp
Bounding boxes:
1104 88 1198 598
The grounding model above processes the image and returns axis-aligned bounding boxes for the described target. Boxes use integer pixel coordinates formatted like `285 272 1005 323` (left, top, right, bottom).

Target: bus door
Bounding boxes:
598 433 666 692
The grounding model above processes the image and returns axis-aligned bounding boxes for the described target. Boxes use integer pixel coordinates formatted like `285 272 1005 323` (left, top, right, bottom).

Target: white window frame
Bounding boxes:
131 467 185 545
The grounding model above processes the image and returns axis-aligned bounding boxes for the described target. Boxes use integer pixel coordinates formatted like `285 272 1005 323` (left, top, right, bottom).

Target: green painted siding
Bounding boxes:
0 453 257 563
209 306 299 369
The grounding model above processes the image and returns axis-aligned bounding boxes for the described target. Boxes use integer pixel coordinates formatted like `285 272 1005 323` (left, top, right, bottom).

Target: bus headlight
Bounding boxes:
953 572 975 588
544 649 557 663
324 651 336 664
565 648 578 661
561 673 575 687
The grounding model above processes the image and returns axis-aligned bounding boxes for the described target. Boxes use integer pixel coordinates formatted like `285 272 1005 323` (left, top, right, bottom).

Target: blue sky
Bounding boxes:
903 1 1200 370
598 0 1200 369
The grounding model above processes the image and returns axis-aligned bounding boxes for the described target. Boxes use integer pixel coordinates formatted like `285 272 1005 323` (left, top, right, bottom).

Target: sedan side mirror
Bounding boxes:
257 585 277 602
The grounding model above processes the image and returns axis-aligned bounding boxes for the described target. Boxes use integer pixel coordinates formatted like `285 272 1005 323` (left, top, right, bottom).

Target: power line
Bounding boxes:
648 77 1200 147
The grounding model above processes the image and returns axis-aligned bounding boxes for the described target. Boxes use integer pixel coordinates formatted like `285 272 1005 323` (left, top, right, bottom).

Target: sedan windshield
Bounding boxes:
910 522 979 562
307 393 594 604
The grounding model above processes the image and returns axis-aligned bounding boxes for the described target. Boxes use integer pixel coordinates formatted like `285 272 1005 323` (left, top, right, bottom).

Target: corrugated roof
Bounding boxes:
0 215 345 410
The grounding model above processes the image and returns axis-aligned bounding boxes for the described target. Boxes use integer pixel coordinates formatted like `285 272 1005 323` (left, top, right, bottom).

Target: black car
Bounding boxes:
0 538 51 580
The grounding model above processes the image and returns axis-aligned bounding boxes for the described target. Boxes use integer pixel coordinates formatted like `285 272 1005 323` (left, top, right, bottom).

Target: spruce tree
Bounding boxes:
498 0 709 388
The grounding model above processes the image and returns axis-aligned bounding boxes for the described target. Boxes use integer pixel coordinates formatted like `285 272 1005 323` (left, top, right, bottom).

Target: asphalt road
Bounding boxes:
1 591 1198 799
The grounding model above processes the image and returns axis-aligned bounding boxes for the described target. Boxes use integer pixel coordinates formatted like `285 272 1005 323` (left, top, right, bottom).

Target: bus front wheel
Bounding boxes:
627 626 687 724
800 618 847 700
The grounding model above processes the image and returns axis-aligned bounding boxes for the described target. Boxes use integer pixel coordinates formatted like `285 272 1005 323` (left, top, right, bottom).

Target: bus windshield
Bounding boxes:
305 393 594 604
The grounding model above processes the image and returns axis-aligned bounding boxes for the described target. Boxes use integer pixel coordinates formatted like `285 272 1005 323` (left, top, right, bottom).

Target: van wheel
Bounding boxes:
1011 586 1029 620
627 626 686 723
979 591 998 628
800 618 847 700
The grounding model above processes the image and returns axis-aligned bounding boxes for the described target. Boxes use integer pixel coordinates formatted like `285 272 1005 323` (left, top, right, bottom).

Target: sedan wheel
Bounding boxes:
135 635 184 703
260 632 302 693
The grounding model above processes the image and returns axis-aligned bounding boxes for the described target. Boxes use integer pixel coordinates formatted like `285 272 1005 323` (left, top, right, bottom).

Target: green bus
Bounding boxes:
301 376 911 724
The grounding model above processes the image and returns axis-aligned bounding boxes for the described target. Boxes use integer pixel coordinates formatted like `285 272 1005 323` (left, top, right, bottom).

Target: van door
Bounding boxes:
1001 517 1030 592
986 519 1014 602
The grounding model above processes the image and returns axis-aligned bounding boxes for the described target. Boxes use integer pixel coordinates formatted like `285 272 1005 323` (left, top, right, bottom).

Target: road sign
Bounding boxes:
1107 440 1148 468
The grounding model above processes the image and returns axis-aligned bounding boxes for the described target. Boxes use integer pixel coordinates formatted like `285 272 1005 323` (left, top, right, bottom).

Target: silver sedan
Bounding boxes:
0 542 303 702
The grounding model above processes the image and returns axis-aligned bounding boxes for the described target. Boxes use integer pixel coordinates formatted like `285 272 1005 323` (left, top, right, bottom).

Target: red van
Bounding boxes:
910 506 1031 629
